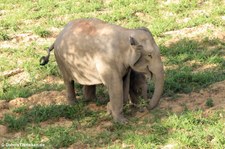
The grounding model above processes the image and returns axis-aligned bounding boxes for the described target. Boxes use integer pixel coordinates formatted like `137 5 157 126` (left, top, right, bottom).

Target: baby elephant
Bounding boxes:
83 69 148 107
129 70 148 105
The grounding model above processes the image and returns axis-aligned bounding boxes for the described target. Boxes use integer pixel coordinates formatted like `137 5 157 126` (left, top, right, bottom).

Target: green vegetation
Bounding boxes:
2 107 225 148
34 27 51 38
0 0 225 148
206 98 214 107
3 104 87 131
0 32 10 41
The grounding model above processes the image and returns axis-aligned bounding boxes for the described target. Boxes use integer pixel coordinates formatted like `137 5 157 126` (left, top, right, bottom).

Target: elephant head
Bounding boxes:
128 28 164 110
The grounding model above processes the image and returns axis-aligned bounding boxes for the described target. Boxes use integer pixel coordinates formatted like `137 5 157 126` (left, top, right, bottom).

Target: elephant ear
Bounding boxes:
129 36 142 67
129 36 139 45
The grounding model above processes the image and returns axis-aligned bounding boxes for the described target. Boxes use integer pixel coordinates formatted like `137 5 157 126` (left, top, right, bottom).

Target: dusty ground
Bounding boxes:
0 80 225 143
160 80 225 113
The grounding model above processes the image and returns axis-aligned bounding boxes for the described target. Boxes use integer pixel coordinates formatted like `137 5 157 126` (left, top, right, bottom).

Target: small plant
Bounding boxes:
13 106 28 114
205 98 214 107
46 127 76 148
0 32 10 41
34 27 51 38
3 114 28 131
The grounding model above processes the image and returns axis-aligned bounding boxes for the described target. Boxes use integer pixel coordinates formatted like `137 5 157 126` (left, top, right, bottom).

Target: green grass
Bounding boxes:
205 98 214 108
2 106 225 148
0 81 64 100
34 27 51 38
3 104 88 131
1 0 225 148
0 32 10 41
158 38 225 96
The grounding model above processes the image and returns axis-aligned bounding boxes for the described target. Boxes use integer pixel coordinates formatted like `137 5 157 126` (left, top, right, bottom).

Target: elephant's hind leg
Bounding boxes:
64 79 77 104
83 85 96 102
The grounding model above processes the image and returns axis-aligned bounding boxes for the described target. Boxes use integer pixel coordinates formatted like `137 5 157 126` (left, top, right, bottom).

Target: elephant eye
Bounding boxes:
148 54 152 58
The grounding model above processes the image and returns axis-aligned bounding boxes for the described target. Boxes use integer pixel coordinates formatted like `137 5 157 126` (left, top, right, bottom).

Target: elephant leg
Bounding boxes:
141 84 148 101
83 85 96 102
55 57 76 104
123 69 131 105
64 79 76 104
130 89 139 105
106 77 127 123
130 89 145 113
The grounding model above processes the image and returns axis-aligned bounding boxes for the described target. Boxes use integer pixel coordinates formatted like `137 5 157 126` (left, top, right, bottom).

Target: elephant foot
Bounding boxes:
107 102 128 124
107 102 112 115
114 115 128 124
138 107 145 113
146 103 158 111
67 97 77 105
83 96 96 103
131 104 145 113
128 104 145 114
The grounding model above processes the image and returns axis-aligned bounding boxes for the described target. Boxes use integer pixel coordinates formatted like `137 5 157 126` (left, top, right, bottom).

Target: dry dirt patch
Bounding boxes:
160 80 225 115
40 117 73 128
0 31 56 49
164 24 225 46
0 80 225 117
8 90 68 109
0 80 224 143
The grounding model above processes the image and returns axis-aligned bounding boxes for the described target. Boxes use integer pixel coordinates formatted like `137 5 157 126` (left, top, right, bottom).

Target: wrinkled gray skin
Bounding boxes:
40 18 164 123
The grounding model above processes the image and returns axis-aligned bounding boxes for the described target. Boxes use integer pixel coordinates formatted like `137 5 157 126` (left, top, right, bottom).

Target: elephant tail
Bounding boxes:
40 43 54 65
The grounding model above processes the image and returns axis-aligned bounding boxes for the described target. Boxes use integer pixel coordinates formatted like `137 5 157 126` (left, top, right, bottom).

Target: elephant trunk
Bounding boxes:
147 69 164 110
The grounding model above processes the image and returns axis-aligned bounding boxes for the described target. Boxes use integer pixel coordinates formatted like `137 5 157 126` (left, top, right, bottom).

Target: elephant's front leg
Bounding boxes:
123 69 131 105
83 85 96 102
107 77 127 123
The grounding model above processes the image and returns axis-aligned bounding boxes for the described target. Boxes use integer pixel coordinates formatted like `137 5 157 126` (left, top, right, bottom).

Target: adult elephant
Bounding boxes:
40 18 164 123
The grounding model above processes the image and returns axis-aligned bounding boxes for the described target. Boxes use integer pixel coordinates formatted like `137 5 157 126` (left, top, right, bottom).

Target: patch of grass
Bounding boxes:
34 27 51 38
3 114 29 131
95 85 109 105
167 0 199 14
26 105 83 122
2 109 225 148
150 17 178 36
0 32 10 41
3 104 87 131
39 61 61 77
164 111 225 148
206 98 214 107
4 125 86 148
13 106 28 113
122 128 167 148
158 38 225 96
148 65 225 97
161 38 225 65
164 68 225 96
0 81 64 100
44 126 80 148
0 19 19 31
